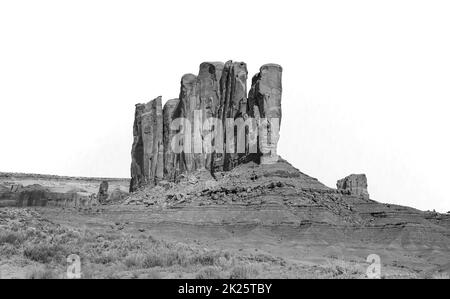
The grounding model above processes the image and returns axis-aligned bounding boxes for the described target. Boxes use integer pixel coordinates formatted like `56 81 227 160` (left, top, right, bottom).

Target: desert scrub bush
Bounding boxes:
195 267 223 279
80 268 94 279
321 260 365 279
124 252 146 269
23 243 68 264
142 270 162 279
229 264 259 279
109 237 147 254
189 250 225 266
103 270 122 279
431 272 450 279
0 231 25 245
0 243 17 257
124 247 226 270
162 250 189 267
139 251 187 268
140 253 164 268
92 249 121 265
26 266 59 279
250 253 286 266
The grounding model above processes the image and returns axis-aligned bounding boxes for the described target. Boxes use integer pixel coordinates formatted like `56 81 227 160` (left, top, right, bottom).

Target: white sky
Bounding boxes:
1 1 449 212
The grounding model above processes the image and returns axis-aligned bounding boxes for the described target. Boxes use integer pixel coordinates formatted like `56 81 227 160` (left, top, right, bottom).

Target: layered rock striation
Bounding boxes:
130 61 283 192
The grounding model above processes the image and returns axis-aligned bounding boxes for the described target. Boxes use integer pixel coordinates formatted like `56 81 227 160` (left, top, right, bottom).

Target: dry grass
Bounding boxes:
0 214 244 278
195 266 223 279
431 272 450 279
0 231 26 245
0 208 383 279
26 266 59 279
229 264 260 279
23 243 68 264
1 221 370 279
312 260 366 279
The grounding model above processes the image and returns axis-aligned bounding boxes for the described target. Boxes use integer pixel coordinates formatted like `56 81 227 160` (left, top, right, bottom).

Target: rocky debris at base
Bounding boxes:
124 170 219 207
125 159 450 228
123 159 365 222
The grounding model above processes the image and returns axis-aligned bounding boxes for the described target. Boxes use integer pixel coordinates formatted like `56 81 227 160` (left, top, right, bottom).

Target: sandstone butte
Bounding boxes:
130 60 369 198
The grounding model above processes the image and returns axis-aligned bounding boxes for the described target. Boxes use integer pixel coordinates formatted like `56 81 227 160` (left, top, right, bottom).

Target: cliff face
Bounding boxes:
130 61 283 192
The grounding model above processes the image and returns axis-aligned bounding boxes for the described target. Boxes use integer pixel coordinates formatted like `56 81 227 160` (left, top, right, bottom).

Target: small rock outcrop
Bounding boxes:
337 174 369 199
98 181 109 203
17 184 50 207
130 60 282 192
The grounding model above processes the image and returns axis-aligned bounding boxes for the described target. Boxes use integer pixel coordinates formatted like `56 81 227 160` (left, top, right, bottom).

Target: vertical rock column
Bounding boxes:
141 96 164 186
248 64 282 165
130 97 164 192
130 104 146 192
177 74 202 172
163 98 180 181
219 61 248 171
198 62 225 171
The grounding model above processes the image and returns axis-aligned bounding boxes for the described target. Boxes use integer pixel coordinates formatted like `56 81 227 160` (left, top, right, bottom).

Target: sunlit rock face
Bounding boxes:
130 61 282 192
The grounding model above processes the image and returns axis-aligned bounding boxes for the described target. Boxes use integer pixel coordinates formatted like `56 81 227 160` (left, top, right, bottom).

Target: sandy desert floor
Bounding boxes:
1 205 448 279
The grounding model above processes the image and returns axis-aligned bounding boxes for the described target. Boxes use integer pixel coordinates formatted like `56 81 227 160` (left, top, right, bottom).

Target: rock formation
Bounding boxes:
0 172 129 208
98 180 109 203
130 104 145 191
130 60 283 192
130 97 164 191
219 61 248 171
17 184 50 207
248 64 283 165
337 174 370 199
163 98 180 181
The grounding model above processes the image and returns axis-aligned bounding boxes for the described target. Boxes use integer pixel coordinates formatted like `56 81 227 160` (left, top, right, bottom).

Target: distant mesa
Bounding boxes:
0 173 129 208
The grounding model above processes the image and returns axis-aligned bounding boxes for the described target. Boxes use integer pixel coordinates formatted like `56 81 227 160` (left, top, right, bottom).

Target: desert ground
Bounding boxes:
1 161 449 279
